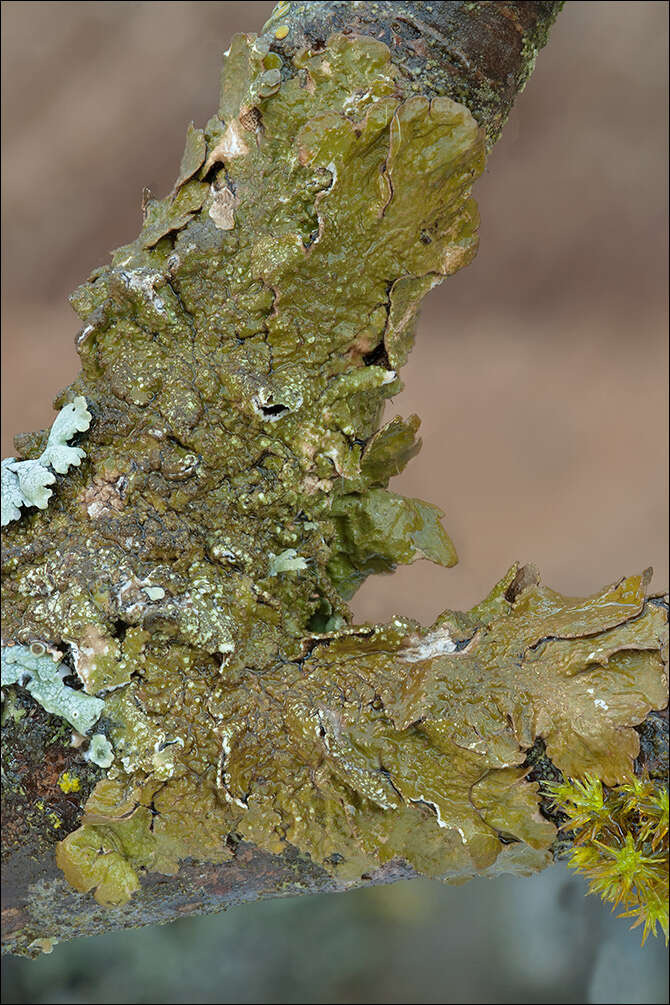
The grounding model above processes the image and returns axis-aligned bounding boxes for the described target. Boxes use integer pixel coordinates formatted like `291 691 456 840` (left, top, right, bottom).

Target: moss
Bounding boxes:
545 774 669 944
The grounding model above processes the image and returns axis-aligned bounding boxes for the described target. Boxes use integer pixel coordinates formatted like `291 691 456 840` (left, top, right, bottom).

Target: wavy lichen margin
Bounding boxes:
55 567 667 907
1 397 91 526
1 643 104 734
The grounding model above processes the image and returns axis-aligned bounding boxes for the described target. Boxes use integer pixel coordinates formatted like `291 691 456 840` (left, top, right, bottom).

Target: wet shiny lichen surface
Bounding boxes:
2 32 668 912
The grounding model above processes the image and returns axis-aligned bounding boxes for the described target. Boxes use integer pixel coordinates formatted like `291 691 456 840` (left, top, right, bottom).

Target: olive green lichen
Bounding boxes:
55 566 667 907
261 2 565 147
1 31 667 917
327 489 457 599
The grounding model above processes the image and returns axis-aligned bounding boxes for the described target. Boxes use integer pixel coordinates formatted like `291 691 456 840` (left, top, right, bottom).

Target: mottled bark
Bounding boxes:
2 1 667 959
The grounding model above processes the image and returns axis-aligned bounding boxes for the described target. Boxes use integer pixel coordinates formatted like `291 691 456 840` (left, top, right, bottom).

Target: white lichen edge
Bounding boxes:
1 396 92 526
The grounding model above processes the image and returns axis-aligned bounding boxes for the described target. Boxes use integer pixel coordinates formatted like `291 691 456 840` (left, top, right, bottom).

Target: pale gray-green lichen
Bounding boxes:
1 644 104 734
84 733 115 769
1 396 91 525
269 549 309 576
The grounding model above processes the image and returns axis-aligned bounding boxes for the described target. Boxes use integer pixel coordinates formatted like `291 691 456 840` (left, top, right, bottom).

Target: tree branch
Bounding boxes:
266 1 564 144
2 0 667 957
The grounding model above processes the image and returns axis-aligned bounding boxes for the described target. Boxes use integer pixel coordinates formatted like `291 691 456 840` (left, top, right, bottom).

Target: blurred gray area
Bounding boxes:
1 2 668 1003
1 870 668 1004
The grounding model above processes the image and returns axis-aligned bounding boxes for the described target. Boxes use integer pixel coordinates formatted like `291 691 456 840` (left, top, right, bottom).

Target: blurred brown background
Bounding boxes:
2 3 668 1003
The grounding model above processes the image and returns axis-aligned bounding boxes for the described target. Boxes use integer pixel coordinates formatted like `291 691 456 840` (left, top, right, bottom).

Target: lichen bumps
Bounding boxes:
1 31 667 910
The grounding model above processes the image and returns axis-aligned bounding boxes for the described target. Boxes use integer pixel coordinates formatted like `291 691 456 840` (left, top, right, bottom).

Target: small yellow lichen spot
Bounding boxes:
59 771 81 794
274 24 289 40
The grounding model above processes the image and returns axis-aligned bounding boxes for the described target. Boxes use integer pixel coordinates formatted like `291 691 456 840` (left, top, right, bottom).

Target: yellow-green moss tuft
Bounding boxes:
545 774 669 944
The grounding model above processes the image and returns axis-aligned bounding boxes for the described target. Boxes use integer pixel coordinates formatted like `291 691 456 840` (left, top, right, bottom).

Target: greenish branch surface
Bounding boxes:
2 1 667 958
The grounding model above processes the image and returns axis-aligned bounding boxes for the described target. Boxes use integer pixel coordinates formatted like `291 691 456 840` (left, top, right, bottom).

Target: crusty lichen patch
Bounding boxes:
2 31 667 910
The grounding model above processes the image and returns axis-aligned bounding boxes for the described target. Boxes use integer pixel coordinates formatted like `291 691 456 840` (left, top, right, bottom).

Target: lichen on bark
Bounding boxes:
1 11 667 950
